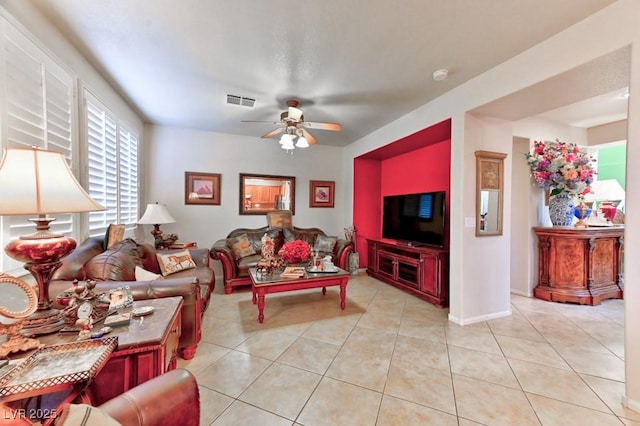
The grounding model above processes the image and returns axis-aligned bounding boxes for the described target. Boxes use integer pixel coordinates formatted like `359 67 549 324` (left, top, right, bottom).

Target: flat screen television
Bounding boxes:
382 191 446 247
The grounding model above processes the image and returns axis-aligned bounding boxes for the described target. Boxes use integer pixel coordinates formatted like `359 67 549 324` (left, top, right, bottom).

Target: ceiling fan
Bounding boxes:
242 100 342 150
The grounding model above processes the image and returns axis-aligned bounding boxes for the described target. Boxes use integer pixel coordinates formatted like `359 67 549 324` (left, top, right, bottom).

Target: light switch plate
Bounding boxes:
464 217 475 228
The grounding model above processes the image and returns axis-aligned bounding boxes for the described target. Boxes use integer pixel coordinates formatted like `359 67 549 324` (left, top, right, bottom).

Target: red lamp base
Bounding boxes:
5 228 76 335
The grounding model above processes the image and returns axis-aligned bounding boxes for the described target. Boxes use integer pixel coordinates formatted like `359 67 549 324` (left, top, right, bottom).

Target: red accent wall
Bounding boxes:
353 119 451 268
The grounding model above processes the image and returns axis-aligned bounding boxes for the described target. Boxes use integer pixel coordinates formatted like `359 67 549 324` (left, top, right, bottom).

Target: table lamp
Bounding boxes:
0 147 105 335
584 179 625 222
138 203 176 249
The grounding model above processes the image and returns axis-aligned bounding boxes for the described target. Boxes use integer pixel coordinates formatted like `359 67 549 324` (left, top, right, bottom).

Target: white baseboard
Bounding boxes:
622 394 640 414
510 289 533 297
448 308 512 325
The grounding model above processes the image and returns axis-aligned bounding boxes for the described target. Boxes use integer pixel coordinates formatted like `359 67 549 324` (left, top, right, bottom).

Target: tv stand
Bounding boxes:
367 238 448 307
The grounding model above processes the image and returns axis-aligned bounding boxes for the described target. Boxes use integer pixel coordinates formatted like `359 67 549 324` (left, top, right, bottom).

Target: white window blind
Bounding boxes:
85 93 139 238
0 17 75 273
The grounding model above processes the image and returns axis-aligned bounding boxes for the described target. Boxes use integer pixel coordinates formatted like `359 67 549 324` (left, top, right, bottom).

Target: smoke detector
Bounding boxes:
432 69 448 81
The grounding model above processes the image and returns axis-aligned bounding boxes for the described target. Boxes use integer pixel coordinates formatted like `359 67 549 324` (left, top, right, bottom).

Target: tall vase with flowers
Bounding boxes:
525 139 595 226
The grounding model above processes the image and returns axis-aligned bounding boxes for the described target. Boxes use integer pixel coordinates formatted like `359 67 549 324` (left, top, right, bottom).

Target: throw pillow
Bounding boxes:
226 233 257 259
104 224 125 250
55 403 120 426
314 235 338 253
156 249 197 276
266 210 293 229
134 265 163 281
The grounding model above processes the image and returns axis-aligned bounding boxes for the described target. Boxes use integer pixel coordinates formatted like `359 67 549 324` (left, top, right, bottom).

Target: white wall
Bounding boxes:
142 125 347 251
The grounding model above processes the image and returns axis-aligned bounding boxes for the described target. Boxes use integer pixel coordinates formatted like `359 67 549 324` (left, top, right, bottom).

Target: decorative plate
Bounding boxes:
132 306 155 317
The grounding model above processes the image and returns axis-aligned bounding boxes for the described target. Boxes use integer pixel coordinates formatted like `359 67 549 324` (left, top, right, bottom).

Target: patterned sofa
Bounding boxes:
211 226 354 294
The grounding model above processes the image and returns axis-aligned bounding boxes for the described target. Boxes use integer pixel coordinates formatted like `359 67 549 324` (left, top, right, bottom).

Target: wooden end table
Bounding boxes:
8 296 182 407
249 267 350 323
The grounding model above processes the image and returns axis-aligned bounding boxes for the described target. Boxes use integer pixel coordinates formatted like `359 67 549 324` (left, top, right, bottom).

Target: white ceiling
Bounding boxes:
30 0 622 146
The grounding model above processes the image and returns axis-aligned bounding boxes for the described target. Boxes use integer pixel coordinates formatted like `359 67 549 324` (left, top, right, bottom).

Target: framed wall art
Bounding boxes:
185 172 221 205
239 173 295 215
309 180 335 208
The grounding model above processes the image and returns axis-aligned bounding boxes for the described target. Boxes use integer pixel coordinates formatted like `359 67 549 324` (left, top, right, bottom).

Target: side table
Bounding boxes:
12 296 183 406
0 337 117 425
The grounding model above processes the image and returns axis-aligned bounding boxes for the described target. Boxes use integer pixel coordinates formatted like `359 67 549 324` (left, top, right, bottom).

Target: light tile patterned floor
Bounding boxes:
178 273 638 425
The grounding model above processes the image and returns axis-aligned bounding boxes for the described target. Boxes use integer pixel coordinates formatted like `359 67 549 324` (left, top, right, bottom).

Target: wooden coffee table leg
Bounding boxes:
340 283 347 310
257 290 266 323
322 287 326 295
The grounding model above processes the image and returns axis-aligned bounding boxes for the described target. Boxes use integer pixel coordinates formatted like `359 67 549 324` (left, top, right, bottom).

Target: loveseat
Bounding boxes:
211 226 354 294
49 237 215 360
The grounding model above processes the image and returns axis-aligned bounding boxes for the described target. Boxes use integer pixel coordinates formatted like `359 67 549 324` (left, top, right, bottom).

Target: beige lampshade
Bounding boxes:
0 147 105 215
138 203 176 225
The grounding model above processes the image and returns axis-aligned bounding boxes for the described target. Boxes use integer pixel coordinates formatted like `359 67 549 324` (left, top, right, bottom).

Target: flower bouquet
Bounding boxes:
525 140 596 226
278 240 311 265
525 139 595 197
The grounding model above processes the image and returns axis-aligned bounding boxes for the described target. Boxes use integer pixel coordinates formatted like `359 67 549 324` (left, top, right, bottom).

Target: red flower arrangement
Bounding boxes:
278 240 311 264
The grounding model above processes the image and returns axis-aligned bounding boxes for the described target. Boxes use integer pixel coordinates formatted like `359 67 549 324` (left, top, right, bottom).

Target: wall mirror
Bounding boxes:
239 173 296 215
475 150 507 236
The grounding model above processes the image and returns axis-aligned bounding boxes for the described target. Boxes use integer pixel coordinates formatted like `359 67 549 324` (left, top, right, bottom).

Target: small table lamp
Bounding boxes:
0 147 105 335
138 203 176 249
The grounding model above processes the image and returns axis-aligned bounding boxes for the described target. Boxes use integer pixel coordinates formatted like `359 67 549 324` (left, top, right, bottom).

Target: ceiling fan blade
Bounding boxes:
301 121 342 131
242 120 285 126
301 129 317 145
261 127 285 139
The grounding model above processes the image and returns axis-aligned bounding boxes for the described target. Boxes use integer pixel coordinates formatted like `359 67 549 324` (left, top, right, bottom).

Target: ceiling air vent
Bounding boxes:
226 94 255 108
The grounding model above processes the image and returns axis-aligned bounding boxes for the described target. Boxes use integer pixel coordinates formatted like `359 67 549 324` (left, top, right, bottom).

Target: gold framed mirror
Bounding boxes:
239 173 296 215
0 273 42 357
475 150 507 236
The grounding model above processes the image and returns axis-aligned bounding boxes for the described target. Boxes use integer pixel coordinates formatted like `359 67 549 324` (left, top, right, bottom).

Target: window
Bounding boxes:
0 17 75 273
85 92 139 238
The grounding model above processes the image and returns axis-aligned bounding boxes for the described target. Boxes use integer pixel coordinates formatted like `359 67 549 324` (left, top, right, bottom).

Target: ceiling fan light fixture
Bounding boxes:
279 133 293 145
288 107 303 121
296 136 309 148
280 134 295 150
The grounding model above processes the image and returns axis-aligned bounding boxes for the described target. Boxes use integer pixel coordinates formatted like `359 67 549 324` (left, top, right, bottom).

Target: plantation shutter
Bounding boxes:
87 98 118 236
117 128 138 226
0 17 75 273
85 92 139 238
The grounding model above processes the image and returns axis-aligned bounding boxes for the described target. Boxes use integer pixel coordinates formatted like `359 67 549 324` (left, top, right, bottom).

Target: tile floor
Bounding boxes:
178 273 638 425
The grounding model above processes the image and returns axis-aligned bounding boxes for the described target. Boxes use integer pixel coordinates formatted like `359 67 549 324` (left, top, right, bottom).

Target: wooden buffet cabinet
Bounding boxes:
367 238 448 307
533 226 624 305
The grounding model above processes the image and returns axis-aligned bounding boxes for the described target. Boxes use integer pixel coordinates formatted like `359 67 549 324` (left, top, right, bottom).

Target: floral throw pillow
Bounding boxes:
226 234 257 259
314 235 337 254
156 249 197 276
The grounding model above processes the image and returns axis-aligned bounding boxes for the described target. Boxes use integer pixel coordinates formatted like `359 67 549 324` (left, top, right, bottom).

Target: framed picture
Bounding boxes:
99 286 134 314
185 172 221 205
309 180 335 208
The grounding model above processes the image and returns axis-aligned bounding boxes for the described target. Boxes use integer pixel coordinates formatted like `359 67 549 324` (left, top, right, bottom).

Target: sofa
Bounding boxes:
0 369 199 426
50 237 215 360
96 368 199 426
211 226 354 294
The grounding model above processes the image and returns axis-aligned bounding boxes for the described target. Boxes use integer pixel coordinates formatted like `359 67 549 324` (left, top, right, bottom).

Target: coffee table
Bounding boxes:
249 267 350 323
